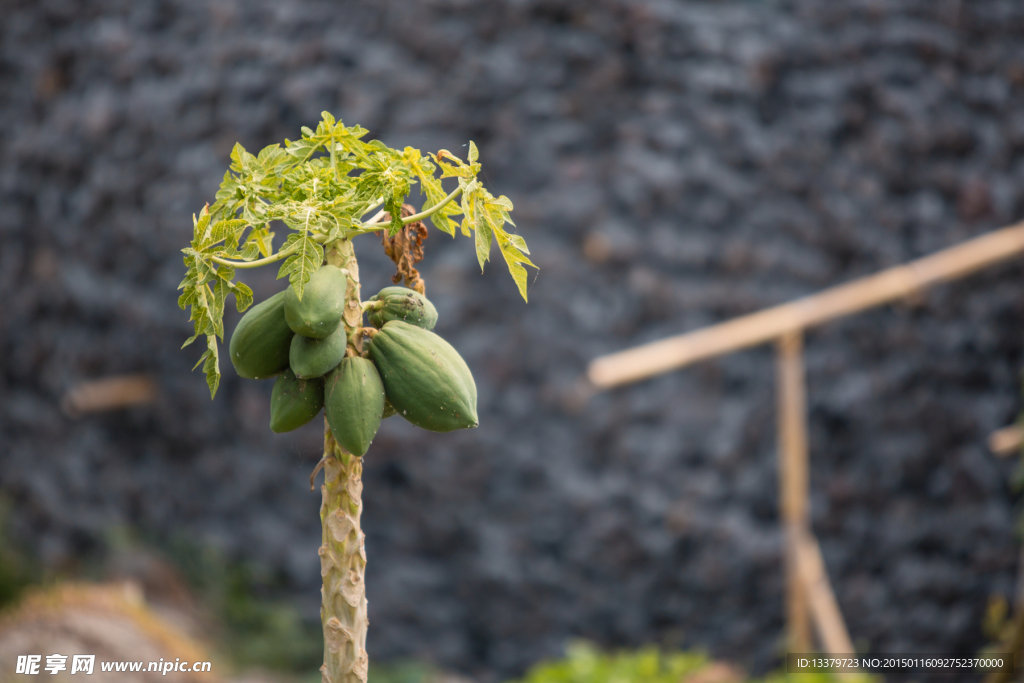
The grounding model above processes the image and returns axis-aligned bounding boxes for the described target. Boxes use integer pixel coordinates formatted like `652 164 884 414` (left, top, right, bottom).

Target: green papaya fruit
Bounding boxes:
229 290 293 380
367 286 438 330
270 370 324 433
381 396 397 419
290 324 348 379
324 357 385 457
367 320 478 432
284 264 347 339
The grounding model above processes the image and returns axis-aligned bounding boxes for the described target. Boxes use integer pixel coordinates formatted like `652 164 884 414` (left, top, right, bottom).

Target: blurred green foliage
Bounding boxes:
164 535 322 673
510 641 879 683
367 662 442 683
512 641 708 683
0 499 39 609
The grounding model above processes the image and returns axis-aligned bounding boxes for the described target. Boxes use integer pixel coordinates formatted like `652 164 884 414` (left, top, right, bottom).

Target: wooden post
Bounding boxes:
795 530 856 657
989 424 1023 456
777 331 812 654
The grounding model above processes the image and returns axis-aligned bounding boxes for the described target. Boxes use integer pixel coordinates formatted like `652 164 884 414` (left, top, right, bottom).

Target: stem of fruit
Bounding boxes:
318 239 369 683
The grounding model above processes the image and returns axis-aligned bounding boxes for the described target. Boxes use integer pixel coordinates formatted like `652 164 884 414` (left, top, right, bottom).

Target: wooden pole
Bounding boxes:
777 331 812 654
589 222 1024 389
795 530 856 657
989 424 1023 456
60 374 157 416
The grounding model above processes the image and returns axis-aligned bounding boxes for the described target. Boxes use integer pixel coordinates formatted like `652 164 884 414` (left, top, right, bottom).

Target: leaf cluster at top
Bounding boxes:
178 111 535 398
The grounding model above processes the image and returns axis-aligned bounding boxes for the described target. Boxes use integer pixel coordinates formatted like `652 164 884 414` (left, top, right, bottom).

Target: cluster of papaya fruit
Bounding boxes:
228 264 477 456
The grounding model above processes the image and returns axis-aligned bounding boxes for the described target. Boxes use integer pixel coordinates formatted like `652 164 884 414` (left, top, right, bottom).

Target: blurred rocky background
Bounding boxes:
3 0 1024 681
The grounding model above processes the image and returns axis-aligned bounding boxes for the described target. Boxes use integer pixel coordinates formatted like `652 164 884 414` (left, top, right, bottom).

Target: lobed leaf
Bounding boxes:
276 233 323 299
231 281 254 312
473 193 492 271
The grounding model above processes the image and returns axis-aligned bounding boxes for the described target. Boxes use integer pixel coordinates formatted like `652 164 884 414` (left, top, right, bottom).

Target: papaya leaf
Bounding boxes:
236 242 257 261
486 201 536 302
229 142 257 174
209 218 250 248
192 283 211 326
507 233 529 254
495 235 536 302
231 281 253 312
284 135 321 164
286 112 372 170
177 287 198 310
504 255 530 302
209 280 227 339
409 153 459 236
191 205 213 250
192 337 221 399
177 270 198 292
458 182 479 238
193 257 218 286
384 180 410 236
256 143 288 172
490 194 513 212
277 233 323 299
473 194 492 271
215 264 235 283
211 169 243 218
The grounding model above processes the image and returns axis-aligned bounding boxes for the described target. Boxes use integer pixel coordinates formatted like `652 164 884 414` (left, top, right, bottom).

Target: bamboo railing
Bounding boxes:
587 221 1024 662
589 222 1024 389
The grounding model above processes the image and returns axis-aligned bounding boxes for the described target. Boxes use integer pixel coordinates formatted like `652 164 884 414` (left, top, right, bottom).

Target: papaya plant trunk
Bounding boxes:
319 240 369 683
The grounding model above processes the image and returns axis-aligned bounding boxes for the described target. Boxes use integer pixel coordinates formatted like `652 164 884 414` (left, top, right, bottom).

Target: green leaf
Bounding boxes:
284 135 321 163
211 170 243 218
215 264 235 283
232 281 253 312
507 233 529 254
177 288 198 310
256 143 288 173
467 140 479 164
473 194 492 271
193 257 218 286
247 227 274 258
202 336 221 398
276 234 323 299
211 278 229 338
177 270 198 291
500 251 532 302
191 205 214 249
239 242 261 261
209 218 249 247
487 204 536 302
409 153 458 236
229 143 257 174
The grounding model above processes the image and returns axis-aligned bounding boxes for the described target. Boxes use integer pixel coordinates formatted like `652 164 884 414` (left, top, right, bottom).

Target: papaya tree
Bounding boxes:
177 112 534 682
